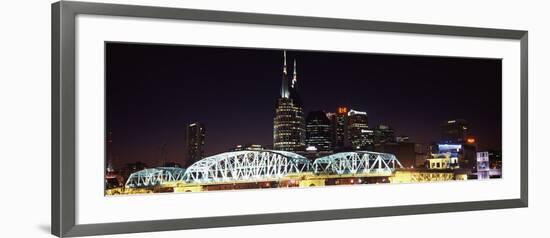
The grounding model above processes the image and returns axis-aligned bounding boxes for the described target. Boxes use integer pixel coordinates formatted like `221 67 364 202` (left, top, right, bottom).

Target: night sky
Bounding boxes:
106 42 502 168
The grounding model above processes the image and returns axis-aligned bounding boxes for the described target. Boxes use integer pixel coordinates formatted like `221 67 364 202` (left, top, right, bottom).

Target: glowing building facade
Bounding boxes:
305 111 332 152
273 51 306 152
345 109 374 150
477 151 490 180
427 153 459 170
330 107 348 151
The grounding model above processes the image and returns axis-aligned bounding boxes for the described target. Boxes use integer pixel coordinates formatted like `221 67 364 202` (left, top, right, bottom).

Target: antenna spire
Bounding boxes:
280 50 289 98
292 59 297 88
283 50 287 75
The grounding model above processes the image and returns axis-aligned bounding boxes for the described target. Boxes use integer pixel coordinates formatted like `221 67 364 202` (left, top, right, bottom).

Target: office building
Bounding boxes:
374 124 395 144
329 107 348 151
273 51 306 152
436 143 477 170
441 119 469 143
426 153 459 170
305 111 332 152
476 151 490 180
186 122 205 166
345 109 373 150
233 144 264 151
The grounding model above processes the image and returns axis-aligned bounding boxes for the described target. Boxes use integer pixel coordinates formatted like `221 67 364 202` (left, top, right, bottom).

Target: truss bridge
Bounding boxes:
121 150 404 193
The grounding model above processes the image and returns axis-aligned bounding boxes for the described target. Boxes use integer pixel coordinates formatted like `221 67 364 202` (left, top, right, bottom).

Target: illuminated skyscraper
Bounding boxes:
441 119 469 143
305 111 332 152
345 109 373 150
439 119 477 170
374 124 395 144
186 122 205 166
273 51 306 152
330 107 348 151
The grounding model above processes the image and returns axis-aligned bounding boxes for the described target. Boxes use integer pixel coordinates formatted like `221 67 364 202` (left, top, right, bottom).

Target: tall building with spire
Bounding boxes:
273 51 306 152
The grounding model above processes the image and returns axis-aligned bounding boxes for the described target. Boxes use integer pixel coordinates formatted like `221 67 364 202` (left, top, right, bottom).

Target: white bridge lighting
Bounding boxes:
124 150 403 188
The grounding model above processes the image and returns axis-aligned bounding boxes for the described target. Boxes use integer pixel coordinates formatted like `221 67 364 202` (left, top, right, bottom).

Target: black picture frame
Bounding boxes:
51 1 528 237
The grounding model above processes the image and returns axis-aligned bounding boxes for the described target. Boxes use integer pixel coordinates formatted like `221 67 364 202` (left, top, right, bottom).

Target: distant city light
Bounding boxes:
306 146 317 151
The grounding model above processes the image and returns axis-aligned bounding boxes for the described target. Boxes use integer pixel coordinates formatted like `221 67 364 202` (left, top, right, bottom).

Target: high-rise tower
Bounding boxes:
186 122 205 166
441 119 469 144
374 124 395 144
273 51 306 152
330 107 348 151
305 111 332 152
345 109 373 150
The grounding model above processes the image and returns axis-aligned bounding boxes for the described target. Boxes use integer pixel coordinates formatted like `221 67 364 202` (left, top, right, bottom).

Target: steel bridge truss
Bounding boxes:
123 151 403 187
312 151 403 175
183 150 311 183
125 167 186 188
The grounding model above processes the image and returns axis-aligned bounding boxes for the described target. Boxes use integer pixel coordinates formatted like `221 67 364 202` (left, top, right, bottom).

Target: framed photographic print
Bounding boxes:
52 1 528 237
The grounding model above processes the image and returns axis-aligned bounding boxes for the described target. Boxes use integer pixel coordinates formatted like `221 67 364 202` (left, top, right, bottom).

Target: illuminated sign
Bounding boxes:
348 109 367 116
438 144 462 152
338 107 348 114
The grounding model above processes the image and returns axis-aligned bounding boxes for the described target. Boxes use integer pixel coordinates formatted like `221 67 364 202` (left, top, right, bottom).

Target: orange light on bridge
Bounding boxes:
467 138 476 144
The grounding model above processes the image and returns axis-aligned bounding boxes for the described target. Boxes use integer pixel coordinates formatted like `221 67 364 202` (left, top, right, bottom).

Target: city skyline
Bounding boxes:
106 43 502 168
